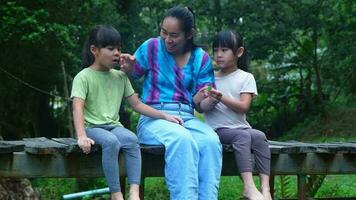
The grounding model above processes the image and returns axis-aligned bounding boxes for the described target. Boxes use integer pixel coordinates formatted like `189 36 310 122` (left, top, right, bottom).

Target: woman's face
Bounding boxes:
160 17 190 55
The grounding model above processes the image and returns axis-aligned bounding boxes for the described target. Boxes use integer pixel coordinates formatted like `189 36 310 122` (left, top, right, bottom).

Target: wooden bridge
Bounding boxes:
1 137 356 199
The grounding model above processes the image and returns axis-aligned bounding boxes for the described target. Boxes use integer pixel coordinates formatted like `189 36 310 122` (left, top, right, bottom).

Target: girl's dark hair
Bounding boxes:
164 6 196 52
82 25 121 67
212 30 249 71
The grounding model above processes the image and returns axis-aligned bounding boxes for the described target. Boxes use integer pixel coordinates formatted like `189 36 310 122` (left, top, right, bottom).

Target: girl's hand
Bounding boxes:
120 53 136 73
163 113 184 126
77 136 95 154
207 88 223 103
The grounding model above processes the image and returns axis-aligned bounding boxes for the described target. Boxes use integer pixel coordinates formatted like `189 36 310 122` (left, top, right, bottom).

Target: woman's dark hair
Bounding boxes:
212 30 249 71
164 6 196 52
82 25 121 67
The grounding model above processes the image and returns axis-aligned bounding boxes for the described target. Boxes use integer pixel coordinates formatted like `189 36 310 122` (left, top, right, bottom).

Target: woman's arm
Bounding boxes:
193 87 222 113
126 94 184 125
72 97 94 154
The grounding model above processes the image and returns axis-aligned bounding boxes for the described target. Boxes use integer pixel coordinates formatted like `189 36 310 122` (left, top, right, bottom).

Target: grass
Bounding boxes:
30 174 356 199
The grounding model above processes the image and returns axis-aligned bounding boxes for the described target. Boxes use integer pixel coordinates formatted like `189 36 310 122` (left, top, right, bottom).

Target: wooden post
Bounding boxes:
269 174 275 199
120 176 126 197
61 61 74 138
297 174 307 200
140 177 145 200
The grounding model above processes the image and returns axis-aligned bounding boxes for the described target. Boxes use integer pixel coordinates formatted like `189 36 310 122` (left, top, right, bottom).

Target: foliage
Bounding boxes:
1 0 354 140
31 178 77 200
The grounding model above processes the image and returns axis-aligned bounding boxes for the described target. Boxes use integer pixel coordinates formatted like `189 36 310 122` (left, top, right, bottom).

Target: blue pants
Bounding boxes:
137 103 222 200
86 125 141 193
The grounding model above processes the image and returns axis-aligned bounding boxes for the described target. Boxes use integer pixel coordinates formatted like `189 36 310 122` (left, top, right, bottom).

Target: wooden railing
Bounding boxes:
1 137 356 200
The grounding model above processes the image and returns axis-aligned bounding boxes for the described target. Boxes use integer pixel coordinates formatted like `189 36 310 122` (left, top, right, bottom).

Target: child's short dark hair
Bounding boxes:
82 25 121 67
212 30 248 71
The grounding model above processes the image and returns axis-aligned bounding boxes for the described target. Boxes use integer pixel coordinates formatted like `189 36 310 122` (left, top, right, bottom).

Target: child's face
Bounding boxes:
213 47 238 70
160 17 190 55
94 45 121 70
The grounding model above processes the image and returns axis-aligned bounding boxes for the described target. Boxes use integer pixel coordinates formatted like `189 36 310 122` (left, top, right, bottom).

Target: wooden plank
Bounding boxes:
0 151 126 178
140 144 165 155
0 141 25 153
270 153 356 175
23 137 68 155
268 141 356 154
141 141 356 155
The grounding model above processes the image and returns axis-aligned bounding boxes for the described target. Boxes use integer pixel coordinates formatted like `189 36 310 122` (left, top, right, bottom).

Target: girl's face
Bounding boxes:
91 45 121 70
160 17 191 55
213 47 238 70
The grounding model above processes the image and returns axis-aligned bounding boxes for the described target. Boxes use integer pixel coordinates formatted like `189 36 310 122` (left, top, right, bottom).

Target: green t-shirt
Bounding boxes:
71 68 134 127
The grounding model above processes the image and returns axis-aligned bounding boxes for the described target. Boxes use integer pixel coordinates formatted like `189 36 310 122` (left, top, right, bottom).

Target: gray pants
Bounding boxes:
86 125 141 192
216 128 270 175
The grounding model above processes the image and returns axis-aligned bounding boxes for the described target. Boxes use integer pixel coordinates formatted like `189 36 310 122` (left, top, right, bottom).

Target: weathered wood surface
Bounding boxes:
1 138 356 178
1 138 356 200
141 141 356 154
0 141 25 153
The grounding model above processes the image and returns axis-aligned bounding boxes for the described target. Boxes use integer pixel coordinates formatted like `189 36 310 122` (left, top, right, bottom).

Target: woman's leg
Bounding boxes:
216 128 263 200
184 117 222 200
111 126 141 200
249 129 272 200
86 127 123 199
137 115 199 200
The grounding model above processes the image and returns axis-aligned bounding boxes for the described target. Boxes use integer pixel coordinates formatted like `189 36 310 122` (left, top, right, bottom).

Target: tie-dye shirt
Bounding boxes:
131 37 215 105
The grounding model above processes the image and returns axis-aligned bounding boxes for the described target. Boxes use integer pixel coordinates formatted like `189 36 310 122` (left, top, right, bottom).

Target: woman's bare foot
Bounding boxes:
243 185 264 200
128 184 140 200
128 193 140 200
262 188 272 200
111 192 124 200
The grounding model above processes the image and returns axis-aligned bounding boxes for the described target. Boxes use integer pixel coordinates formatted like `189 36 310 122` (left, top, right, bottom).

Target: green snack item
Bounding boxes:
207 85 212 92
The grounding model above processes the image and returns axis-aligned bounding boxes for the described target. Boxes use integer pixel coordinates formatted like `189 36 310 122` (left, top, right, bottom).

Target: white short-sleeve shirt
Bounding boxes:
204 69 258 130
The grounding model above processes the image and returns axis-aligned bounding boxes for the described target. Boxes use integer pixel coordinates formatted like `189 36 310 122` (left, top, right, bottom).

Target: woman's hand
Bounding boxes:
77 136 95 154
193 86 209 103
163 113 184 126
120 53 136 73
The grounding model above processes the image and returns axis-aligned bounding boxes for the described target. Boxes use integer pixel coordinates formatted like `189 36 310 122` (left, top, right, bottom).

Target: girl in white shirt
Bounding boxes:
204 30 272 200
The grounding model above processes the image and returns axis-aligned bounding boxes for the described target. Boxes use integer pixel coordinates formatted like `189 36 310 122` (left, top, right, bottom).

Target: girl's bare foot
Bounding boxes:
243 185 264 200
262 188 272 200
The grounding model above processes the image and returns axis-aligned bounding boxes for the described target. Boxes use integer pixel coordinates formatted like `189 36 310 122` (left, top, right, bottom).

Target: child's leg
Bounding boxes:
249 129 272 199
111 126 141 200
85 127 122 196
249 129 271 175
260 174 272 200
216 128 263 200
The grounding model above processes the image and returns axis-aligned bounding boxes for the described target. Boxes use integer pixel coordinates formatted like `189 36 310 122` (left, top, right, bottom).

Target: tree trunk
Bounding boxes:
0 178 39 200
61 61 74 138
312 28 324 106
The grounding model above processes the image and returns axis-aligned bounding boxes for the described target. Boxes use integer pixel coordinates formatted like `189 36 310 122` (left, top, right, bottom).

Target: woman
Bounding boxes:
121 5 222 200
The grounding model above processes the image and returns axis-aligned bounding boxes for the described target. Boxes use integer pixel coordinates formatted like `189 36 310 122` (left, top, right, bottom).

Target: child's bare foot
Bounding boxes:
262 188 272 200
111 192 124 200
243 185 264 200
